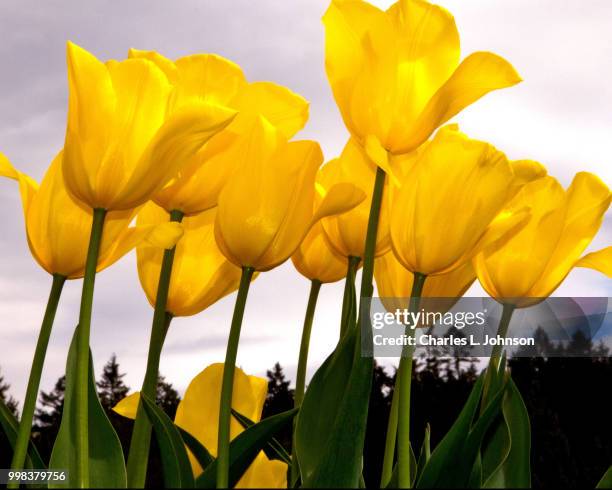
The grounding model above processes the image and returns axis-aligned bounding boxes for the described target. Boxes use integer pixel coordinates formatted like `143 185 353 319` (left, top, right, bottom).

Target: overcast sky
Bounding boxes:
0 0 610 404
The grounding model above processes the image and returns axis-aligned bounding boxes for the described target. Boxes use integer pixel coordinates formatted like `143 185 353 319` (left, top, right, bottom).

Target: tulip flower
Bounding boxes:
214 115 364 272
292 222 348 285
129 48 309 216
62 42 237 213
137 203 244 317
390 126 530 278
114 364 287 488
319 138 391 259
474 173 610 308
0 151 182 480
213 114 364 487
0 152 181 280
323 0 521 174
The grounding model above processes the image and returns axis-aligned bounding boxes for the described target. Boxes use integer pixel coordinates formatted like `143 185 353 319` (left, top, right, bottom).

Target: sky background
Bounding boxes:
0 0 611 405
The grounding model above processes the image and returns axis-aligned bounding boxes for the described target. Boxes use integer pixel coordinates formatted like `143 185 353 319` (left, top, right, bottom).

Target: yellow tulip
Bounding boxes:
62 42 237 211
0 151 182 279
136 202 244 317
375 251 476 315
473 173 611 307
318 138 390 258
291 222 348 283
114 364 287 488
128 49 309 216
323 0 521 172
214 115 365 272
389 126 530 277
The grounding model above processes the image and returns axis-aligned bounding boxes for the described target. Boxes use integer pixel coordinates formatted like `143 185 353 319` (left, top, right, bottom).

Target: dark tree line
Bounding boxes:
1 331 611 488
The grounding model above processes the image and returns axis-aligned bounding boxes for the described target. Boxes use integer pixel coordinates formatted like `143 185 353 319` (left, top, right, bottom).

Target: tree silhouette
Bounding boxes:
155 374 180 420
0 367 18 415
97 354 130 411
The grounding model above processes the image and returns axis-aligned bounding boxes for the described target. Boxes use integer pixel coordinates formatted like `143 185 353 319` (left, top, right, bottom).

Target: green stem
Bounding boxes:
481 303 516 411
358 167 386 310
397 272 427 488
127 210 183 488
217 266 255 488
294 279 322 407
75 207 106 488
8 274 66 484
290 279 322 486
340 256 360 339
380 368 401 487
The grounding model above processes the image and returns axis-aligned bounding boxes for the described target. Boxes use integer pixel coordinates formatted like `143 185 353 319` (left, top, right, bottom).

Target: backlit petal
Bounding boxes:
292 222 349 284
390 127 514 275
401 52 521 152
230 81 309 138
576 247 612 278
116 103 237 210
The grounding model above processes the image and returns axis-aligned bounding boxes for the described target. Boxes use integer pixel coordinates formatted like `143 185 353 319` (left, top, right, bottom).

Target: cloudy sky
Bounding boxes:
0 0 610 404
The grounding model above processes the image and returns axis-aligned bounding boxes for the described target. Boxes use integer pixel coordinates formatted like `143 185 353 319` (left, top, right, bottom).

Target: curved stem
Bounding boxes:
481 303 516 411
75 207 106 488
290 279 322 486
127 209 183 488
294 279 322 407
397 272 426 488
217 266 255 489
8 274 66 484
380 368 401 487
340 256 361 339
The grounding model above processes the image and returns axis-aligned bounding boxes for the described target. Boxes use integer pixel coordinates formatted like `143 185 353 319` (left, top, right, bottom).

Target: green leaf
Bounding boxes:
386 444 417 488
140 394 194 488
49 328 127 488
177 427 214 471
196 408 297 488
231 408 291 464
416 374 506 488
415 423 430 482
295 270 373 487
597 466 612 488
483 378 531 488
0 398 47 488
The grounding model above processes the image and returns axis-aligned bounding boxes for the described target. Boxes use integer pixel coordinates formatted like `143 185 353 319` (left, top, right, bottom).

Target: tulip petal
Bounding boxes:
169 53 247 111
390 127 515 275
313 182 366 223
364 135 398 184
292 222 348 283
174 364 267 474
214 115 287 268
0 152 39 222
116 103 237 210
402 52 521 153
375 251 475 315
236 452 288 489
128 48 179 84
248 140 324 271
137 203 243 316
230 81 309 138
576 247 612 278
530 172 611 296
112 392 140 419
